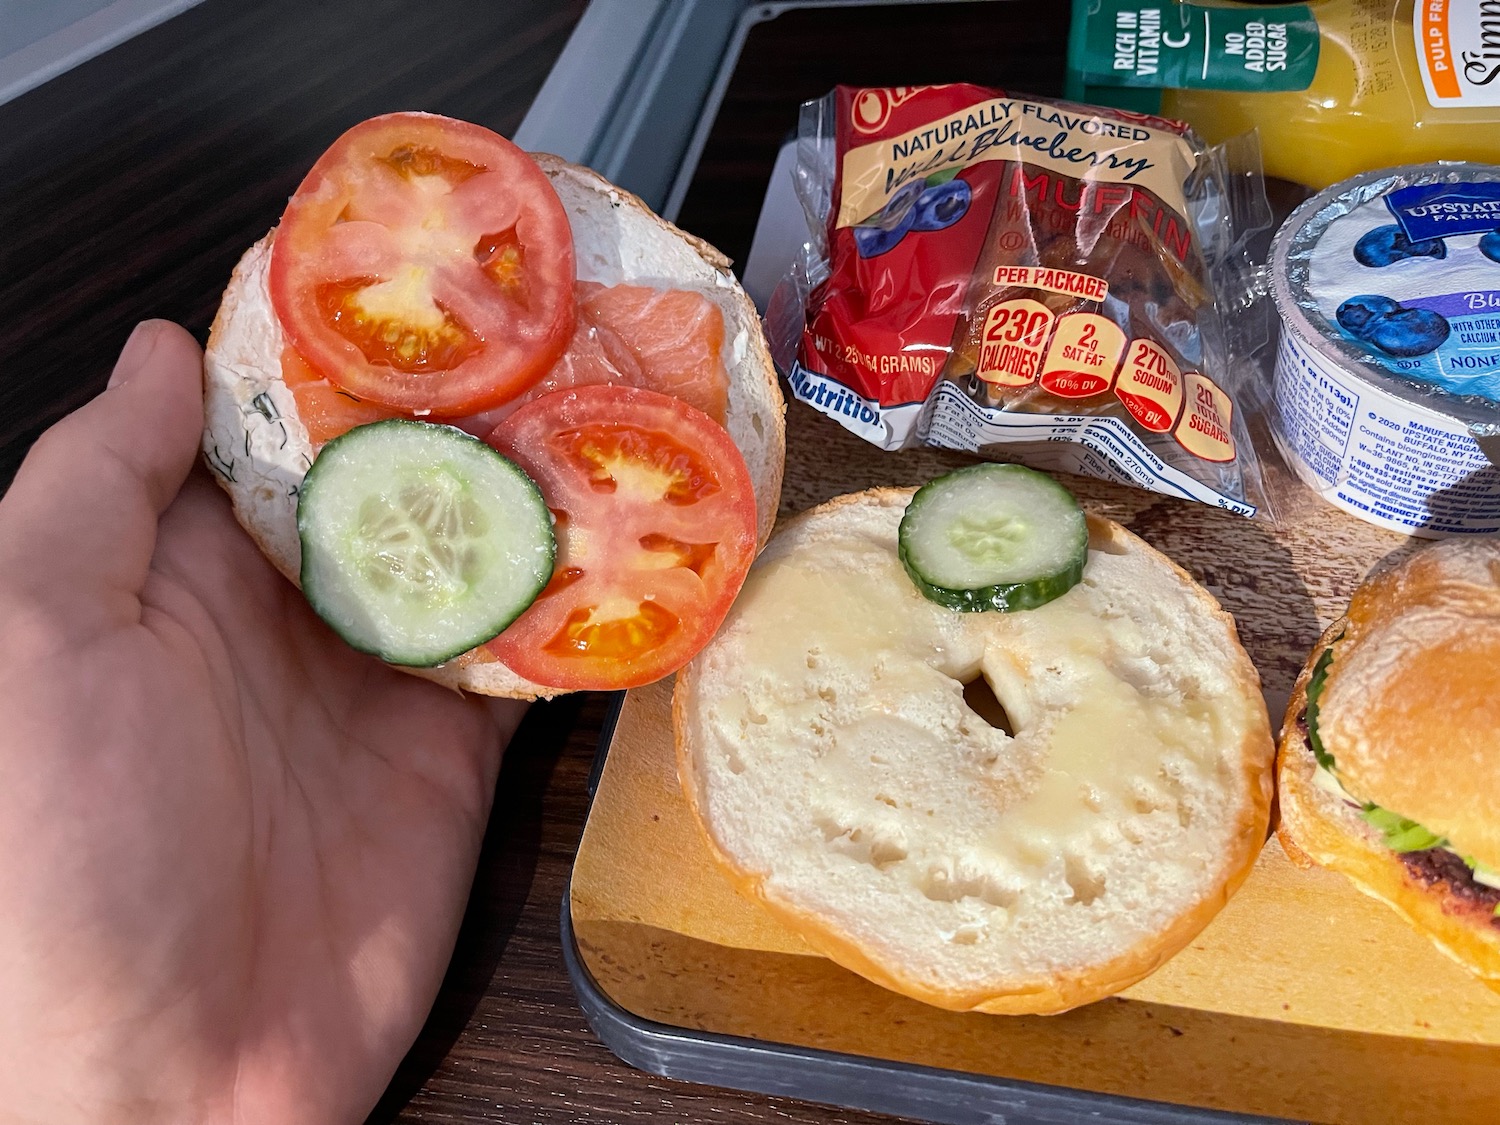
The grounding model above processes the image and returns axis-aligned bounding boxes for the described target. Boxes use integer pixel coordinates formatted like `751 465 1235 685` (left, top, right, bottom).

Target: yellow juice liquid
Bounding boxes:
1163 0 1500 187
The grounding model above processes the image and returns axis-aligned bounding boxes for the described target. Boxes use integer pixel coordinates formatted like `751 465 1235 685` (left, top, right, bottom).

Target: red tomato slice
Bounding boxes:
483 384 757 690
270 112 575 417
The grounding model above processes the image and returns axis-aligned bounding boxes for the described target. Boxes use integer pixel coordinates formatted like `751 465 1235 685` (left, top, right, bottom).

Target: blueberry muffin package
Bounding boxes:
768 83 1271 517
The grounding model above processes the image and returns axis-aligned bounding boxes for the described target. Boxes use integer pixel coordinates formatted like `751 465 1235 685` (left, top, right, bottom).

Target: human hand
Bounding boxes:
0 322 525 1125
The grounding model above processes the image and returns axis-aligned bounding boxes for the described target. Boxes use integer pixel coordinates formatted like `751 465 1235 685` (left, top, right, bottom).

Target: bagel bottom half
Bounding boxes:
201 155 784 700
673 488 1273 1015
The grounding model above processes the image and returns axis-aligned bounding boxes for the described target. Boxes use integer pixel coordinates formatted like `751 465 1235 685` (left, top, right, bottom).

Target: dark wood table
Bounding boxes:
0 1 922 1121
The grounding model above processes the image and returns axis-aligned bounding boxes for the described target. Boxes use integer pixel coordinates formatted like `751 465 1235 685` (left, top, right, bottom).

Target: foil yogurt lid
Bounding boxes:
1270 162 1500 435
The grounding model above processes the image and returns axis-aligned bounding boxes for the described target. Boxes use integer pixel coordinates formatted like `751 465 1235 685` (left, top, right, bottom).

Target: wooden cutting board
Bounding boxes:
569 401 1500 1123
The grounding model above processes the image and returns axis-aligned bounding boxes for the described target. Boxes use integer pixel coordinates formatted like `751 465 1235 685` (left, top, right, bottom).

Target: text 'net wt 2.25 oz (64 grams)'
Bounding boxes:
768 83 1270 516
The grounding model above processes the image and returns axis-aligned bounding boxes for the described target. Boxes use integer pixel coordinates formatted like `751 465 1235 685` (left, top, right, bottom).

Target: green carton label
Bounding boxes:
1075 0 1320 92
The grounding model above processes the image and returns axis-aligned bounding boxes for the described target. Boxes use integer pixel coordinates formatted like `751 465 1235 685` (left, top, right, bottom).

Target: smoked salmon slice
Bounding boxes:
284 281 730 447
569 281 728 424
280 347 402 446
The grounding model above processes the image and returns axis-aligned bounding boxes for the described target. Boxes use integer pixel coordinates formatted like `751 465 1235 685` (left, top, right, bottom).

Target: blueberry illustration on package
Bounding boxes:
1364 307 1451 357
911 178 971 232
1353 224 1447 267
1336 294 1400 335
853 180 924 258
1481 230 1500 264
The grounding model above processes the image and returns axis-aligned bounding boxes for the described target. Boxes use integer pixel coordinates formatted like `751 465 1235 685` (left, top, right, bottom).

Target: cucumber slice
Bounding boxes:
297 420 555 666
898 464 1088 613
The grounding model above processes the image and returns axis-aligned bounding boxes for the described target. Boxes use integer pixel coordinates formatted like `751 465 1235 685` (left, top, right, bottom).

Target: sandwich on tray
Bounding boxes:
202 112 784 698
1277 537 1500 990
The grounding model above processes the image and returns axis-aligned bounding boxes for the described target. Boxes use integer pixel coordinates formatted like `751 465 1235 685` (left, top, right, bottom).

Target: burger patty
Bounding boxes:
1295 712 1500 927
1399 847 1500 923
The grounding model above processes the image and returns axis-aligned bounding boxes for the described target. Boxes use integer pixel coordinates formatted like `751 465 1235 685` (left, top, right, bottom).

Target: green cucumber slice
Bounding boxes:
898 464 1088 613
297 419 555 666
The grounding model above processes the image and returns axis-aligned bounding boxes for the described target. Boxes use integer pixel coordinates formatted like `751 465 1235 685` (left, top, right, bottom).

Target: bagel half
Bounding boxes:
1277 537 1500 991
203 154 785 699
673 488 1273 1015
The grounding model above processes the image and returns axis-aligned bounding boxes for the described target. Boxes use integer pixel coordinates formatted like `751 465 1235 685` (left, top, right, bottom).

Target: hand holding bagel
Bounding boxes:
0 322 524 1125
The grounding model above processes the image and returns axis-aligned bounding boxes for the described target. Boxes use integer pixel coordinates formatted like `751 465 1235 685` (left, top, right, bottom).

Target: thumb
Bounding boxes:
0 321 204 634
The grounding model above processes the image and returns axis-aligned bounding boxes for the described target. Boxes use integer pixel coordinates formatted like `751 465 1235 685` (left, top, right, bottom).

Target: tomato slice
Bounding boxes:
483 384 757 690
270 112 574 417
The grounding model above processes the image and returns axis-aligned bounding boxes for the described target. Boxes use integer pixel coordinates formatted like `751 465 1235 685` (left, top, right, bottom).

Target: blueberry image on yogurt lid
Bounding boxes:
1363 307 1451 358
1480 229 1500 264
1334 293 1449 358
1353 224 1447 267
1336 294 1401 335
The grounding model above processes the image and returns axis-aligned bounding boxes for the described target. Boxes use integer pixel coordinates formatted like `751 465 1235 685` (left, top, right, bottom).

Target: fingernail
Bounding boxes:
108 321 165 389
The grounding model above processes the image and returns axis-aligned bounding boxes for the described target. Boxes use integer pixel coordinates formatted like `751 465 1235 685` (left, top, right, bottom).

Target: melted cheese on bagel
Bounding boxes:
675 488 1272 1015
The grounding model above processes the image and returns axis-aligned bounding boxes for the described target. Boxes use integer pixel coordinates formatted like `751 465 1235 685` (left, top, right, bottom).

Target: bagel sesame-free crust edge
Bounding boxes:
674 489 1274 1016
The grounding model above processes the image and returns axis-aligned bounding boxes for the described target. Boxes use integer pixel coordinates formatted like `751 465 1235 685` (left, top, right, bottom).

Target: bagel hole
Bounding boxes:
962 676 1013 736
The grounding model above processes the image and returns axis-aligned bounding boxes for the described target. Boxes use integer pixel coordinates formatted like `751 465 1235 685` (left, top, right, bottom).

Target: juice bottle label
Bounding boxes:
1415 0 1500 107
1075 0 1320 91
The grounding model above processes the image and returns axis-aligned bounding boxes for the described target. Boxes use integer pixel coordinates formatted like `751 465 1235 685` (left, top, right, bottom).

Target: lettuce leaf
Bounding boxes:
1304 644 1337 771
1360 804 1447 853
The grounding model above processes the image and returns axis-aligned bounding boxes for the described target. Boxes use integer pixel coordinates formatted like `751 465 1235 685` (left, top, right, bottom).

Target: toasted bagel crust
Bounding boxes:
1284 546 1500 996
203 154 785 699
675 489 1273 1015
1316 538 1500 869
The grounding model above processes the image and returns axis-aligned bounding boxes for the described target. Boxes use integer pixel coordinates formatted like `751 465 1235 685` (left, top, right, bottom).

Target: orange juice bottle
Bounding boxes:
1067 0 1500 187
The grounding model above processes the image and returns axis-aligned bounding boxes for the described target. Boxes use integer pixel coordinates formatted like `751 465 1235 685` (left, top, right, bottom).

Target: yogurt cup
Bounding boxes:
1269 163 1500 537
